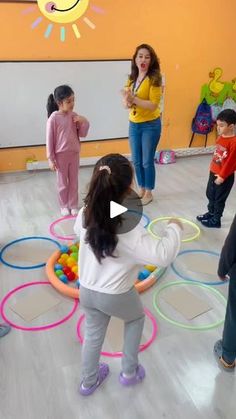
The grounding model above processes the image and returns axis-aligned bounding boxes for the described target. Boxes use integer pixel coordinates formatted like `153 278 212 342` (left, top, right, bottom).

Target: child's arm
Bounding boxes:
218 215 236 279
131 220 183 267
46 116 57 171
73 115 90 138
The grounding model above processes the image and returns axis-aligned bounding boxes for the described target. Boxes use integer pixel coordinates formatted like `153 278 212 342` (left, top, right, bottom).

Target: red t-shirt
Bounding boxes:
210 135 236 179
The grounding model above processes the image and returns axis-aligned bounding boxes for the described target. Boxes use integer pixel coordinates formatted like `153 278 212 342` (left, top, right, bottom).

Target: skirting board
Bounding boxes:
26 146 215 171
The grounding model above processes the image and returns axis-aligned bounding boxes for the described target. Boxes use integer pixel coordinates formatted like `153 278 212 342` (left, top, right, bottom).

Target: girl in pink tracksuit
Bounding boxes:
46 85 89 217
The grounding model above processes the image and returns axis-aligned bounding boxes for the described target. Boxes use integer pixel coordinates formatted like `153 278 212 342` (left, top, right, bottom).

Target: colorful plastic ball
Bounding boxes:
145 265 156 272
67 271 76 281
76 279 80 288
70 252 78 261
66 257 76 267
59 274 69 284
55 269 64 277
60 245 69 253
54 263 63 271
70 245 78 253
60 253 69 261
63 267 71 275
138 268 151 281
71 265 78 274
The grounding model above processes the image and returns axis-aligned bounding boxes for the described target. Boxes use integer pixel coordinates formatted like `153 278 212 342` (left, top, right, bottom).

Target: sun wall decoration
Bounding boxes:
1 1 105 42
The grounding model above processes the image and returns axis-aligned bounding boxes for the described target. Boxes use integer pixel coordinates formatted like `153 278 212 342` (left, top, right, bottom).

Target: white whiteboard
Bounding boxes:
0 60 130 148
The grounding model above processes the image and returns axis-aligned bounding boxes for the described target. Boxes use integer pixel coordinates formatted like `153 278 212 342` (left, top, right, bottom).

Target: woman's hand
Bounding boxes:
121 88 135 108
48 159 57 171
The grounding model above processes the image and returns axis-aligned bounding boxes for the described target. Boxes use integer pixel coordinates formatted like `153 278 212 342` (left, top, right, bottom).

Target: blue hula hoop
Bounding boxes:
171 249 228 286
0 236 61 270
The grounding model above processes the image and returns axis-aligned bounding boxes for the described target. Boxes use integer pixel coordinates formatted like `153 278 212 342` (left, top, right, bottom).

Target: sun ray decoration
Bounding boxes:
60 26 66 42
90 4 105 14
72 23 81 39
31 16 43 29
22 5 37 15
83 17 95 29
44 23 53 38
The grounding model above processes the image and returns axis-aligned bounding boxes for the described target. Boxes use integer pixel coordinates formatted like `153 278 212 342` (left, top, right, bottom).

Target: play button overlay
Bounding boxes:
111 188 143 234
110 201 127 218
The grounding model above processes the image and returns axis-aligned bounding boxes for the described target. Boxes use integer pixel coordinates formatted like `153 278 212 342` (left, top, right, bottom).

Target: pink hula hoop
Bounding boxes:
49 215 77 241
0 281 79 331
77 307 157 357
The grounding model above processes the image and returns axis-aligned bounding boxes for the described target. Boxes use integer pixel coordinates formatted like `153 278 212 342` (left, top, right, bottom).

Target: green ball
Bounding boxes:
70 245 78 253
55 269 64 277
70 252 78 261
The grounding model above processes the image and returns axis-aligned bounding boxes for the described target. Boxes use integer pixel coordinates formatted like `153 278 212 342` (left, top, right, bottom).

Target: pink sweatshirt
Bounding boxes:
46 111 89 162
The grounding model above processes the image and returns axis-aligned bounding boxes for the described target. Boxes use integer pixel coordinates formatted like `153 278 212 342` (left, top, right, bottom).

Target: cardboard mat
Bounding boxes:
10 288 61 322
162 288 212 320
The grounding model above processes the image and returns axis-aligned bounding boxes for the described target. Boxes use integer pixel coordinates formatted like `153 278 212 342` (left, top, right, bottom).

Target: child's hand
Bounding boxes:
48 159 57 171
168 218 184 230
218 274 229 281
214 175 224 185
73 114 84 124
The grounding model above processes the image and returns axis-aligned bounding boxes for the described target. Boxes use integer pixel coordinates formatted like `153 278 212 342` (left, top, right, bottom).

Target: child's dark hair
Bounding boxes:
84 154 133 263
217 109 236 125
129 43 162 87
46 85 74 118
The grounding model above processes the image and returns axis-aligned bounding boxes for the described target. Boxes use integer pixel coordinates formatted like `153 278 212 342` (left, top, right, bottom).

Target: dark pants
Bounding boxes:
206 171 234 219
222 267 236 363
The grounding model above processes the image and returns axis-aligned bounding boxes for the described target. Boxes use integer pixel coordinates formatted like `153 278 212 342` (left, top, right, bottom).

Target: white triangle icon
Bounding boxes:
110 201 128 219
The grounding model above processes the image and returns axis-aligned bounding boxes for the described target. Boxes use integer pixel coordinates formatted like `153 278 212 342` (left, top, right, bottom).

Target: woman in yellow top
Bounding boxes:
122 44 162 205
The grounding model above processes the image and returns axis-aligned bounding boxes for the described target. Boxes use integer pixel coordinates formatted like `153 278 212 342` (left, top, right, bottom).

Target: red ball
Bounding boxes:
67 271 76 281
63 267 71 275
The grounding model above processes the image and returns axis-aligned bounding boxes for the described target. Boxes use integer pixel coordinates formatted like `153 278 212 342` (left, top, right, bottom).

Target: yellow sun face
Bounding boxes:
37 0 89 24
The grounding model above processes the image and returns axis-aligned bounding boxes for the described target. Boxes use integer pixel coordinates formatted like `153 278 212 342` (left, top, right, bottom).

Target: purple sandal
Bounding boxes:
80 363 109 396
119 364 145 386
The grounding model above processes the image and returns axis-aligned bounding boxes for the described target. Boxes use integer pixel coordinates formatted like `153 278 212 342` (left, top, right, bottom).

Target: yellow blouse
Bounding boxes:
125 76 162 123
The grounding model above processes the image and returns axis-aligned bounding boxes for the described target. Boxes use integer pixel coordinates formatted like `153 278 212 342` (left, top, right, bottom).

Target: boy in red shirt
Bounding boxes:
197 109 236 228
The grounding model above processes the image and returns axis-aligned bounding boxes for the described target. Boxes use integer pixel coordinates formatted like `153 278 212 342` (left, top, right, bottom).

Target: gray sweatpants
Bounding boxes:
80 285 145 387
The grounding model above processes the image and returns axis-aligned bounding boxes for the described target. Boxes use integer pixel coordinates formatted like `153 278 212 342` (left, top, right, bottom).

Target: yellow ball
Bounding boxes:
144 265 157 272
71 265 78 274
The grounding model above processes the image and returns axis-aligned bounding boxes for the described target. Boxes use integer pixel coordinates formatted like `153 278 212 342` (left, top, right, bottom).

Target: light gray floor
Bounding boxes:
0 155 236 419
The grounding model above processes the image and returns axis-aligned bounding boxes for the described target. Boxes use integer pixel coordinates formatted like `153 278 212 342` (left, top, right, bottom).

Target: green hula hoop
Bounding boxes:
153 281 227 330
148 217 200 243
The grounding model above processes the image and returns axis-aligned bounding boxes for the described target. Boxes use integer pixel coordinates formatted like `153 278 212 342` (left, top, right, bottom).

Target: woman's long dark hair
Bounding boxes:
129 43 162 87
84 154 133 263
46 85 74 118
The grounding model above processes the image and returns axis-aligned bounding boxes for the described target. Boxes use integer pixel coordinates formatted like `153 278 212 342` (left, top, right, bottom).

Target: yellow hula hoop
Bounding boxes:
148 217 201 243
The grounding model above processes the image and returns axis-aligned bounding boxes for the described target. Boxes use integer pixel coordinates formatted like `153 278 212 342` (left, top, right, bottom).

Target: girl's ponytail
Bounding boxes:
84 154 133 263
47 93 58 118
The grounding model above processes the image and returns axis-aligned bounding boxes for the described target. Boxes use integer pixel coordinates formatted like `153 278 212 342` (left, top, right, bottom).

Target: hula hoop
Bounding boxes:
77 307 157 357
171 249 227 286
0 236 61 270
153 281 227 330
49 215 77 241
0 281 78 331
47 249 165 298
148 217 200 243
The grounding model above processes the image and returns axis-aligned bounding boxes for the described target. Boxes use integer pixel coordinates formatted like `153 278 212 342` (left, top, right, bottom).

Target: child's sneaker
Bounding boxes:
61 208 70 217
214 340 235 371
196 212 213 221
79 363 109 396
71 209 79 216
201 217 221 228
119 364 145 386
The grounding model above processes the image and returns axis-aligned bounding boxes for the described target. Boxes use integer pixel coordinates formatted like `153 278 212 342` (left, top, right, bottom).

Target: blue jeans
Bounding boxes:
129 118 161 190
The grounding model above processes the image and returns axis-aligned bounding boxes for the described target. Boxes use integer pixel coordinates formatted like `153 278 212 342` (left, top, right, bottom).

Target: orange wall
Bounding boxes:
0 0 235 171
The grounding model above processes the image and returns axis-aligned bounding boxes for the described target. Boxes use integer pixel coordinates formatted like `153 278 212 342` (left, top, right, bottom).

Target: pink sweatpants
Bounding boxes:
55 151 79 209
